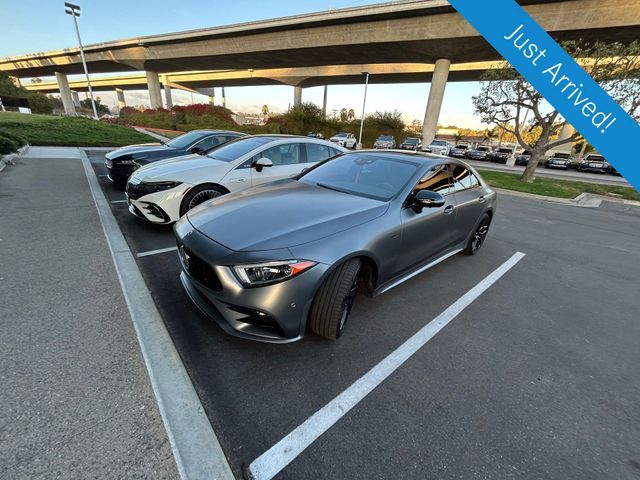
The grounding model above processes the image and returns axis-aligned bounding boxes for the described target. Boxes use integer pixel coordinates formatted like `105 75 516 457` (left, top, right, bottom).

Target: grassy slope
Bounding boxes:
0 112 154 147
479 169 640 202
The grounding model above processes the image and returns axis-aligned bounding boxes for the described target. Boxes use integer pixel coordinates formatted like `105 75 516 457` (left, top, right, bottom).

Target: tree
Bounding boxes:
80 97 110 115
261 104 269 116
473 40 640 183
347 108 355 121
482 127 499 144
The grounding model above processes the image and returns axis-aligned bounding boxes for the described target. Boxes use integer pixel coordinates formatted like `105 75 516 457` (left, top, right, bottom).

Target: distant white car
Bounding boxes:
125 135 346 224
329 132 357 149
424 140 451 156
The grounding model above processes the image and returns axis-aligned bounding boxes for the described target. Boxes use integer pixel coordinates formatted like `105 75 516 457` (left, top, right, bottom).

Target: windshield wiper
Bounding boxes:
316 182 348 194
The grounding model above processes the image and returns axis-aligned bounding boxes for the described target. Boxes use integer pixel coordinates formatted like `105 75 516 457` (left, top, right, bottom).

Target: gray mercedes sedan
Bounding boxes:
174 151 497 343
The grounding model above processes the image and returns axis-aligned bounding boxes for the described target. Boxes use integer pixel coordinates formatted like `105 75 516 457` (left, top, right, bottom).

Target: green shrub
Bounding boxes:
0 130 27 148
0 134 18 155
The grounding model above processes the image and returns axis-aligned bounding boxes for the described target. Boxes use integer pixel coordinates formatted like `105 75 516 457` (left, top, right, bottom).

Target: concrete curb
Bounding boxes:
0 144 30 173
78 148 234 480
134 127 171 142
494 187 640 208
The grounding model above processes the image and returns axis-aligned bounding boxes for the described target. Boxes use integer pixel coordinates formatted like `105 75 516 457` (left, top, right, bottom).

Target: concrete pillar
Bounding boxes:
208 96 215 105
71 91 81 108
293 85 302 107
421 58 451 146
55 71 77 116
557 123 576 153
221 86 226 108
145 71 163 109
10 76 22 88
115 88 126 110
322 85 328 118
164 84 173 108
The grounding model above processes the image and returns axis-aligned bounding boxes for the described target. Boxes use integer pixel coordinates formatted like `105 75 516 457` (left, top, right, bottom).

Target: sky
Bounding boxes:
0 0 486 128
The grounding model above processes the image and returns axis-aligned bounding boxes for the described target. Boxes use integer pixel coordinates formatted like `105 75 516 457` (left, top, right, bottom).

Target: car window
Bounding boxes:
165 131 208 149
329 147 341 157
412 164 453 197
257 143 302 166
209 137 273 162
451 165 480 191
305 143 333 163
195 135 228 151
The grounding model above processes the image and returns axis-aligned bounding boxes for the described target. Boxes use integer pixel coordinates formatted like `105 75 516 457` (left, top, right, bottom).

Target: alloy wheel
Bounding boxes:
471 218 490 253
188 189 222 210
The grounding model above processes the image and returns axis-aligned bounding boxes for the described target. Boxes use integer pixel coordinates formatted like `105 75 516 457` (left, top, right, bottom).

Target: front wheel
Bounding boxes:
463 213 491 255
179 184 226 216
308 259 361 340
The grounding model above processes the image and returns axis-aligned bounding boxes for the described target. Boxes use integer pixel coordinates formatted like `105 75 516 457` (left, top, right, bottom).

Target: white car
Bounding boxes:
329 132 357 149
125 135 346 224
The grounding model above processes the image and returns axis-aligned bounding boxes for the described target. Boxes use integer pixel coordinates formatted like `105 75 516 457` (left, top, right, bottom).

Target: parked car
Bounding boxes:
545 152 572 170
424 139 451 156
373 135 396 149
488 147 515 164
105 130 245 187
399 137 422 151
466 145 492 160
577 153 609 173
607 164 621 176
514 150 531 166
307 132 324 139
126 135 346 224
329 132 357 149
449 144 470 158
174 151 496 343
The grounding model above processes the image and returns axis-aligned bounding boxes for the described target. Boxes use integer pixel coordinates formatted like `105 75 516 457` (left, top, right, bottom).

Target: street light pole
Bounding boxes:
65 2 98 120
358 72 369 149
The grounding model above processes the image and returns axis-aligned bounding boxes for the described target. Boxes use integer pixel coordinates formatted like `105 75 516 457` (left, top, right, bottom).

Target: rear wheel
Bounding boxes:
180 184 226 216
463 213 491 255
309 258 361 340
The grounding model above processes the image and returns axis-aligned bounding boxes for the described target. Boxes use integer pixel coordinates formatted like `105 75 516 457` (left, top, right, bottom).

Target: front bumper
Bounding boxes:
126 183 191 224
105 157 136 184
449 151 467 158
579 164 607 173
175 219 330 343
546 162 569 169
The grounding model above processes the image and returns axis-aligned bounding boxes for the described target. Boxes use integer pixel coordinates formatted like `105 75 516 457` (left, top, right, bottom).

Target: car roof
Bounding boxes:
189 129 246 135
342 149 445 166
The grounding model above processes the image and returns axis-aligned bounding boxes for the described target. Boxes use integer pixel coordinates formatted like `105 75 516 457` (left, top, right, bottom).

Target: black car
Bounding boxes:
449 144 470 158
577 154 609 174
545 152 572 170
399 137 422 151
105 130 245 186
515 150 531 166
487 147 514 164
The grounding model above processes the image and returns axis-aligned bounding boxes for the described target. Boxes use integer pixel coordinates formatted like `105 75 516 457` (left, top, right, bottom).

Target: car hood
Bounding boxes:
132 154 233 182
106 143 170 159
187 179 388 251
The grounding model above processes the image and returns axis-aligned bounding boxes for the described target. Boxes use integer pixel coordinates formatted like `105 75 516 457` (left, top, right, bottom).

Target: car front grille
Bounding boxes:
181 246 222 291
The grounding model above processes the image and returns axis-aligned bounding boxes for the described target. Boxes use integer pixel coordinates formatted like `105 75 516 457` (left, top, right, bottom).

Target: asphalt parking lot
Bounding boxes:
86 149 640 480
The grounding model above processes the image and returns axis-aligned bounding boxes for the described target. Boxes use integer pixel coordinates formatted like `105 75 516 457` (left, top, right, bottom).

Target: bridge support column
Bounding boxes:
71 91 81 108
115 88 126 111
322 85 328 118
145 71 163 109
164 84 173 108
421 58 450 146
55 72 77 116
293 86 302 107
221 86 226 108
557 123 576 153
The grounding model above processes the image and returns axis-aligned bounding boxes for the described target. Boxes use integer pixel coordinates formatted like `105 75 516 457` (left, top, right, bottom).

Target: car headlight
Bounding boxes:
138 181 182 195
232 260 317 287
117 159 137 166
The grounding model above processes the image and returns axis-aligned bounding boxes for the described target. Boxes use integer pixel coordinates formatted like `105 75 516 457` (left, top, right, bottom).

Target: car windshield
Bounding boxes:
165 131 208 149
431 140 447 146
554 153 570 159
587 155 605 161
207 137 274 162
497 148 513 153
477 147 490 151
456 145 468 149
300 153 418 201
378 136 393 141
404 138 418 144
334 133 349 138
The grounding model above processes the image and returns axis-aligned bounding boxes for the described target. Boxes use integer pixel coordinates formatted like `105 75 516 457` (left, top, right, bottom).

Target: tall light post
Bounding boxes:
357 72 370 149
64 2 98 120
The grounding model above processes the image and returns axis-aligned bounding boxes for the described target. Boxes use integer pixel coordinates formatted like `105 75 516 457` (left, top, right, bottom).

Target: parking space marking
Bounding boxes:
248 251 526 480
137 246 178 258
79 149 234 480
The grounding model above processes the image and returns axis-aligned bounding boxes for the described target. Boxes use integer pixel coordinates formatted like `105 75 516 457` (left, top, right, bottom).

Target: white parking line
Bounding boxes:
79 149 234 480
111 199 128 204
137 246 178 258
98 174 108 177
248 251 526 480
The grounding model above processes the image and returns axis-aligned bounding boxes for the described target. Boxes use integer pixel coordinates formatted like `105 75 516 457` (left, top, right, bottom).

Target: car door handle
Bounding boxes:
444 205 455 215
230 178 246 183
478 195 486 203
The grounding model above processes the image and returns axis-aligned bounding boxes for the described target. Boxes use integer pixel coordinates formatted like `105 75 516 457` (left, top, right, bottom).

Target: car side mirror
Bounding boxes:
254 157 273 172
190 146 203 154
413 189 445 212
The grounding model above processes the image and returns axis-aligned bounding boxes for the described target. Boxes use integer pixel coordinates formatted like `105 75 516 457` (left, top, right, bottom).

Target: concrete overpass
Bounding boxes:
4 0 640 143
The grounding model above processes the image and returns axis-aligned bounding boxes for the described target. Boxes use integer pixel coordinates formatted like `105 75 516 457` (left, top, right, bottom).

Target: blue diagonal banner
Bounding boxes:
448 0 640 191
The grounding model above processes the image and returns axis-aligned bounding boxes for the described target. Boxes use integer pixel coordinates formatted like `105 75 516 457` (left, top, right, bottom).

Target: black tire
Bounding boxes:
309 258 361 340
180 184 227 216
463 213 491 255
